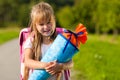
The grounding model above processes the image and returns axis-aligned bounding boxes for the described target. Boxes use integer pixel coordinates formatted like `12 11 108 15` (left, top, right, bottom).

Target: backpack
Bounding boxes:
19 27 70 80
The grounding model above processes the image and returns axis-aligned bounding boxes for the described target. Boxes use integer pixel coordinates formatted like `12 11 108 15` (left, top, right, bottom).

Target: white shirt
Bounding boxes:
41 43 51 57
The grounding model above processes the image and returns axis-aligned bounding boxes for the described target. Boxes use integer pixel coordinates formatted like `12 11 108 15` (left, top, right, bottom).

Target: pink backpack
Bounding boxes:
19 27 70 80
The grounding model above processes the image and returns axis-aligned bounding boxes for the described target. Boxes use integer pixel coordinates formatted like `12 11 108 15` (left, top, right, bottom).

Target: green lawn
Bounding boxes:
73 34 120 80
0 28 20 44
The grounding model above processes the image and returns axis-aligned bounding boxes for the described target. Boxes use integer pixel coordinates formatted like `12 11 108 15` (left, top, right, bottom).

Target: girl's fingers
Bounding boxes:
46 69 55 75
46 68 62 75
45 62 56 69
45 61 63 75
45 65 54 70
46 67 54 72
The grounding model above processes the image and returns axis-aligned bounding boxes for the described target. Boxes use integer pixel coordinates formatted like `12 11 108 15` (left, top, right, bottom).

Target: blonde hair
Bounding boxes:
29 2 56 60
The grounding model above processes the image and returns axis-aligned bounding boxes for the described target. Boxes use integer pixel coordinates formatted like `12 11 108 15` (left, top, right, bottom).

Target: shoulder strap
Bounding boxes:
19 28 30 46
64 70 70 80
19 28 30 61
19 27 31 80
56 27 65 34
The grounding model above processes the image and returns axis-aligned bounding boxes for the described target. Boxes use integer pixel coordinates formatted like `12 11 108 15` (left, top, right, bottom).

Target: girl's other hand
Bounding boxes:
45 60 63 75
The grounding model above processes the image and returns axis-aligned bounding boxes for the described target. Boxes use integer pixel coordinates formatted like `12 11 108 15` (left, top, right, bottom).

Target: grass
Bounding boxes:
0 27 20 44
72 34 120 80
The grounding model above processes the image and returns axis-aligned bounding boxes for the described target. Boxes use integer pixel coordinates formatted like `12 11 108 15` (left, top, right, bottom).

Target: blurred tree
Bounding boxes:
0 0 18 27
92 0 120 35
0 0 120 35
56 6 75 30
110 0 120 36
56 0 93 31
73 0 93 32
17 4 30 27
43 0 74 10
42 0 74 27
16 0 32 27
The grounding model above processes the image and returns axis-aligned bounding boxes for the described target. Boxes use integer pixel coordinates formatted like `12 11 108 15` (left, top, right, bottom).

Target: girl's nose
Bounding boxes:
44 24 48 29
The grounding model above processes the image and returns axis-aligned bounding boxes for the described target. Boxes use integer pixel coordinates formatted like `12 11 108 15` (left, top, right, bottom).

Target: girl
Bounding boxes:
24 2 73 80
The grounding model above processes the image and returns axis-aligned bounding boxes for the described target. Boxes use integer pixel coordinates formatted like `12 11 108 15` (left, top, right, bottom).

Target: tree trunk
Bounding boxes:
95 24 100 35
113 28 118 40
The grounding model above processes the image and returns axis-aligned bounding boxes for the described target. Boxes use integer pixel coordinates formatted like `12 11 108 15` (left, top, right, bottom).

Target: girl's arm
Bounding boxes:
24 48 48 69
61 59 73 70
45 60 73 75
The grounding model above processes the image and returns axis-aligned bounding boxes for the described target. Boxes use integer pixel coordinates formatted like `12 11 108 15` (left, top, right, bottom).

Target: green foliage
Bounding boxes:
56 0 120 34
17 4 30 27
0 0 18 27
73 34 120 80
0 0 120 34
56 6 75 30
91 0 120 34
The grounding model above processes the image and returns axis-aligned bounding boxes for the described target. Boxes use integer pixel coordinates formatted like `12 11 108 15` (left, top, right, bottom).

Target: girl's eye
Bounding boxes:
47 22 51 24
39 23 44 26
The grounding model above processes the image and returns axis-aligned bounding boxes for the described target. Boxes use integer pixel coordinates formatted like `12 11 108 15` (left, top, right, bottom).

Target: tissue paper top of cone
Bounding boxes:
62 23 88 48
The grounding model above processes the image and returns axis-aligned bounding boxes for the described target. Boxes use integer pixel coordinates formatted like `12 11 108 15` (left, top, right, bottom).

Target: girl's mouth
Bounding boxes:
43 30 50 33
43 30 51 36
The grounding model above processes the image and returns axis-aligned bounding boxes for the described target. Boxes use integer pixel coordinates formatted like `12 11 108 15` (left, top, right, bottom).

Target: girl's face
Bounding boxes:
36 21 53 37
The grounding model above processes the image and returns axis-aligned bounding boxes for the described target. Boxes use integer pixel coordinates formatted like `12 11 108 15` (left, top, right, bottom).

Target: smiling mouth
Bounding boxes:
44 30 49 32
43 30 51 36
43 30 51 33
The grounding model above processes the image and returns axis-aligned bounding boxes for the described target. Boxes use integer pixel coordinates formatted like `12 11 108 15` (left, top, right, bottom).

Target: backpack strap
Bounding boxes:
19 28 30 80
56 27 65 34
64 70 70 80
19 28 30 62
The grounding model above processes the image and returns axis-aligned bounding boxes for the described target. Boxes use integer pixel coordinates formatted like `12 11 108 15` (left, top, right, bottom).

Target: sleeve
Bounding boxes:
23 37 33 49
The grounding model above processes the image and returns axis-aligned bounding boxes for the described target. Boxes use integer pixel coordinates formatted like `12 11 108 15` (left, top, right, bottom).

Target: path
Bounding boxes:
0 38 20 80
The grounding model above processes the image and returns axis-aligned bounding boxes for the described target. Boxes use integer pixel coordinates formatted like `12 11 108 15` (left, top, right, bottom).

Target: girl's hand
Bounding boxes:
45 60 63 75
